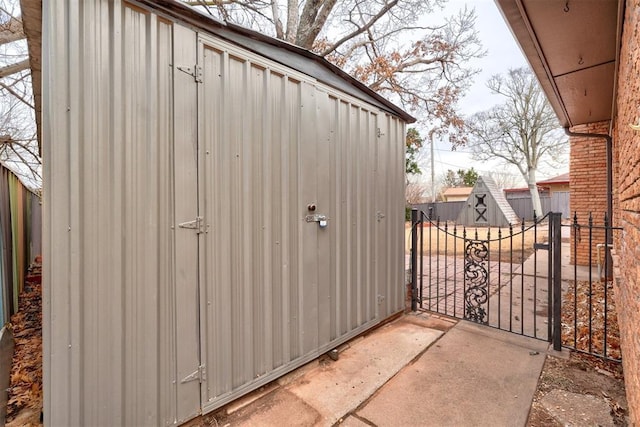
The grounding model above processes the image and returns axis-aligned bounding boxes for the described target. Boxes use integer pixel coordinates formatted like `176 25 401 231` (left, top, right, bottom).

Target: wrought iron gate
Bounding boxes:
409 209 622 361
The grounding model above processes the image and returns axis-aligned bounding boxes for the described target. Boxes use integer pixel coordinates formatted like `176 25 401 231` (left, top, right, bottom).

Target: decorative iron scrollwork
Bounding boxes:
464 240 489 324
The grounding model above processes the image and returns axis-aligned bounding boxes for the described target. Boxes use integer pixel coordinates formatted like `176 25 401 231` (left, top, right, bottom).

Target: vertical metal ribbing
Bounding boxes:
419 212 424 308
552 212 562 352
573 211 578 347
453 224 458 318
435 217 441 312
547 221 553 343
498 228 502 330
444 222 449 315
603 213 610 358
509 223 513 332
486 228 491 323
427 214 432 310
462 226 467 320
588 212 593 353
532 217 537 338
410 208 418 312
520 218 525 335
533 215 537 338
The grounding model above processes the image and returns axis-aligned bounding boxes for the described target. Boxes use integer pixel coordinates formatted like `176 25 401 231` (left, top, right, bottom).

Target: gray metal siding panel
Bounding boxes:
45 2 177 425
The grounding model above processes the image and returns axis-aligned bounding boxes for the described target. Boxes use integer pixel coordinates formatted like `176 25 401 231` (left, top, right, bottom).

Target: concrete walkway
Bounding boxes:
208 313 550 427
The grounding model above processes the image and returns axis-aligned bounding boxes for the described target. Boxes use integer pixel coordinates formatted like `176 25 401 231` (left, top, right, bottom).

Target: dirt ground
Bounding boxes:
528 352 628 426
405 222 547 264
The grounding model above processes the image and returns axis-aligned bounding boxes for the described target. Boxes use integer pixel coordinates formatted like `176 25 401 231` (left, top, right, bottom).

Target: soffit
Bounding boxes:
494 0 621 128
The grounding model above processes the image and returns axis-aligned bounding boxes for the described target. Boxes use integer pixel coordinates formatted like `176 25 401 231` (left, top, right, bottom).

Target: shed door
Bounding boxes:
194 34 388 414
195 36 337 411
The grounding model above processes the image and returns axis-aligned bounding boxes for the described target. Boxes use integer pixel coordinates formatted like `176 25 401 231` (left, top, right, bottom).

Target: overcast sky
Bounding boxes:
416 0 567 188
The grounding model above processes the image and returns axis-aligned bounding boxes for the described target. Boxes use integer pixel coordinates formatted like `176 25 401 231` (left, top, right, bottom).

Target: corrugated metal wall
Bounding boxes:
44 2 178 424
44 1 406 425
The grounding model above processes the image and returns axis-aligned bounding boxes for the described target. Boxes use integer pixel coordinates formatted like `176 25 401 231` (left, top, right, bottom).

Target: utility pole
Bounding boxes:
430 134 435 202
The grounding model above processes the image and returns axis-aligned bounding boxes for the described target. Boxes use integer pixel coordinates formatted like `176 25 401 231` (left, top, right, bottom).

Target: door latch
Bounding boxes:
305 214 328 228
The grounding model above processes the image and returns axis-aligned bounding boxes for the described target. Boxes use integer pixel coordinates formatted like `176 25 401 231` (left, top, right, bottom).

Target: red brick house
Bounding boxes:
496 0 640 423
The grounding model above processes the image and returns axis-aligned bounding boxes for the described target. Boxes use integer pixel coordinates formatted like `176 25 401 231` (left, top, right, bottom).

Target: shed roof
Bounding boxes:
18 0 415 151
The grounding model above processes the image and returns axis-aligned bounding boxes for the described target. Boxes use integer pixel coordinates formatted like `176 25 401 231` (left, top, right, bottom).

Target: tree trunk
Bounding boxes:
527 168 543 219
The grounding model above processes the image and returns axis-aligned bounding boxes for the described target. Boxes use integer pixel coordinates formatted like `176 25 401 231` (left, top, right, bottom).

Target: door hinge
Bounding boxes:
181 364 206 384
178 216 208 234
177 64 203 83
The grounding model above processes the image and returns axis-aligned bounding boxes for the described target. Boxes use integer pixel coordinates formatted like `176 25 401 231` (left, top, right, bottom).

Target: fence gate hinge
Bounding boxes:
181 364 206 384
178 216 208 234
177 64 203 83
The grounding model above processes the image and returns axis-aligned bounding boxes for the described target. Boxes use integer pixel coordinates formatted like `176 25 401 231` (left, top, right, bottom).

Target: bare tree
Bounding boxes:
0 1 40 189
465 68 566 217
405 181 428 204
182 0 484 146
486 170 522 190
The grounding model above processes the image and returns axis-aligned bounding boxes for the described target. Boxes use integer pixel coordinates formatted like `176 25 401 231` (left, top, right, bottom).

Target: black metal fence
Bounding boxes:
409 209 622 361
561 213 623 361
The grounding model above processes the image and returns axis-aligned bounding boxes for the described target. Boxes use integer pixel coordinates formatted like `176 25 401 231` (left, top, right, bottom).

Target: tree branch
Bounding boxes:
319 0 398 57
0 59 29 79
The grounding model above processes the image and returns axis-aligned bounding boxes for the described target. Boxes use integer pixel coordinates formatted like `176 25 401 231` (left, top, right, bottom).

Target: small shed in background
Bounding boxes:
42 0 414 425
457 176 520 227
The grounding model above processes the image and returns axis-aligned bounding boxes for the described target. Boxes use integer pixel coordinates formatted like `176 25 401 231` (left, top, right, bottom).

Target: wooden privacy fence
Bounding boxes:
0 164 41 325
412 192 570 223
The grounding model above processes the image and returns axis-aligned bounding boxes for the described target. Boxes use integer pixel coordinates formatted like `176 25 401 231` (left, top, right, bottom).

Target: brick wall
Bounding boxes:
569 121 610 266
612 1 640 423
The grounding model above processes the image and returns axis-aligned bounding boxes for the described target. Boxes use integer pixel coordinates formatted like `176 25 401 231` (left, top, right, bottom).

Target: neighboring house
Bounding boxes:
496 0 640 423
26 0 415 425
536 172 570 194
440 186 473 202
503 174 570 219
503 187 549 198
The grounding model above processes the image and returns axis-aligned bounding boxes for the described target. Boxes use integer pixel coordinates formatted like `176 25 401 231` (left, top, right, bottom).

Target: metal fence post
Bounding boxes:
411 208 419 312
551 212 562 351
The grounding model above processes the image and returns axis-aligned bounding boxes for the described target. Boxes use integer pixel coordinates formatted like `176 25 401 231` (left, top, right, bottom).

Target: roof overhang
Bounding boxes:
494 0 623 128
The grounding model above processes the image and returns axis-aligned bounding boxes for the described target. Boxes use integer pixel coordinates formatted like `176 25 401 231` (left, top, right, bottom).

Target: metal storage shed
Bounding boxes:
42 1 414 425
456 176 520 227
